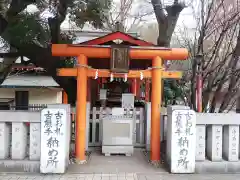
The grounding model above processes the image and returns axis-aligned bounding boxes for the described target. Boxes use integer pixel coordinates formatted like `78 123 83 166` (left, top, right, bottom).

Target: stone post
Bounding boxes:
0 123 10 159
223 125 239 161
195 125 206 161
166 106 196 173
40 107 71 174
206 125 223 161
12 123 27 160
166 106 190 164
29 123 41 160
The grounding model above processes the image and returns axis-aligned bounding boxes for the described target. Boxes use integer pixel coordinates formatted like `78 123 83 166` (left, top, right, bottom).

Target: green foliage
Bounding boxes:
3 12 50 46
163 79 183 106
68 0 112 28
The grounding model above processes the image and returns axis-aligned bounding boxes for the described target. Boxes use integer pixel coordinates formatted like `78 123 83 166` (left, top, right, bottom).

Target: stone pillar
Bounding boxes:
0 123 10 159
29 123 41 160
12 123 27 160
47 104 71 164
195 125 206 161
166 107 196 173
223 125 239 161
122 93 135 109
206 125 223 161
166 105 190 164
40 107 71 174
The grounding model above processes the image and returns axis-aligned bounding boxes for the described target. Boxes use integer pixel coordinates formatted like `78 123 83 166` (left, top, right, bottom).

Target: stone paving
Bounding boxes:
1 150 240 179
1 173 240 180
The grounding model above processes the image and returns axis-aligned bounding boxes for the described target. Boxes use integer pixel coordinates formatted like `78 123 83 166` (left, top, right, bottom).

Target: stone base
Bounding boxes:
0 160 40 173
196 160 240 173
75 159 87 164
102 146 134 156
149 160 161 168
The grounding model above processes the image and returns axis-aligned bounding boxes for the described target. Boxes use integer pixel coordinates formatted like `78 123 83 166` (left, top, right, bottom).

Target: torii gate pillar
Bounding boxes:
151 56 162 161
76 54 88 162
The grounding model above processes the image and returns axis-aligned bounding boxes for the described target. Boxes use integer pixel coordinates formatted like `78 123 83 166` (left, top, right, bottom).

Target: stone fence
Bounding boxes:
0 104 71 173
0 111 41 172
145 103 240 173
1 103 240 174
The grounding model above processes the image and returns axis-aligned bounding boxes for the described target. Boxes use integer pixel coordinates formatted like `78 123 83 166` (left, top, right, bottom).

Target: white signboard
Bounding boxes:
40 108 69 174
170 109 196 173
100 89 107 100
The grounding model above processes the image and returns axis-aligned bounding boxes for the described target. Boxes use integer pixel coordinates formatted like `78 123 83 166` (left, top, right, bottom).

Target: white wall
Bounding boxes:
0 88 63 104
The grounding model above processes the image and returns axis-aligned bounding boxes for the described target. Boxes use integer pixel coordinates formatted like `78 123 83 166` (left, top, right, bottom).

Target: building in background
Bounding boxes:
0 64 63 110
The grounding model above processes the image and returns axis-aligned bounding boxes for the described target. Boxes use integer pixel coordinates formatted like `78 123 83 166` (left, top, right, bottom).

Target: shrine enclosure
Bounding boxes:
52 31 188 163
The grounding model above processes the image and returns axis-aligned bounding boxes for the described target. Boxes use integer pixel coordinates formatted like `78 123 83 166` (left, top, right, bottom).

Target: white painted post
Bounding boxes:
92 107 97 146
86 102 90 151
11 123 27 160
195 125 206 161
223 125 239 161
29 123 41 160
132 108 137 145
0 123 10 159
167 108 196 173
40 108 70 174
206 125 223 161
145 102 151 151
139 108 144 146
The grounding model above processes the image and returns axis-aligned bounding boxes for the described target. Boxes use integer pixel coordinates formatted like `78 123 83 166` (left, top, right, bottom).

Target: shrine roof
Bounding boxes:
79 31 154 46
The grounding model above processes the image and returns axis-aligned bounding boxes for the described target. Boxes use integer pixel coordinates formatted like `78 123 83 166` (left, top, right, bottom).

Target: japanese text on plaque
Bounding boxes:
43 110 63 168
175 111 194 169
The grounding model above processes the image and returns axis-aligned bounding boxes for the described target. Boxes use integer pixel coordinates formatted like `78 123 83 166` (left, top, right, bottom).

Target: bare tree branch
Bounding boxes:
174 0 240 112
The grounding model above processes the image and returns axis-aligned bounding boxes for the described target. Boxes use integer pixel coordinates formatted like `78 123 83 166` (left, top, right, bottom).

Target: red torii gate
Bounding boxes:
52 32 188 163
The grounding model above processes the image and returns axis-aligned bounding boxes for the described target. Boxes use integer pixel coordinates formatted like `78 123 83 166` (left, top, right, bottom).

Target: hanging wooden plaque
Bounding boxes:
110 46 130 73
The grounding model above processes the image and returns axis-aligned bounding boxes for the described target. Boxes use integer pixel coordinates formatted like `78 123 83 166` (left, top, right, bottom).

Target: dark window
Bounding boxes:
0 102 10 110
15 91 29 110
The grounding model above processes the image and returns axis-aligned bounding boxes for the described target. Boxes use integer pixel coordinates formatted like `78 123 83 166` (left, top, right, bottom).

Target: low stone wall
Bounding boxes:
0 104 71 173
0 110 41 172
145 103 240 173
195 113 240 173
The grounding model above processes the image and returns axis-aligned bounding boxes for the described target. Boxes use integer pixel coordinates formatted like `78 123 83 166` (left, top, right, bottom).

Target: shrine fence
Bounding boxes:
71 105 145 148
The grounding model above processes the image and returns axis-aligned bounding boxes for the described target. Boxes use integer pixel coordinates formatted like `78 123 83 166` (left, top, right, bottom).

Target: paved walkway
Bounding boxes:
1 149 240 179
67 150 165 173
1 173 240 180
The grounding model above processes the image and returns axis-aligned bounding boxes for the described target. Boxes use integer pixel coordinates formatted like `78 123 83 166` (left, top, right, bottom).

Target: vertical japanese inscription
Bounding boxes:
41 109 64 171
171 110 196 173
215 127 222 157
45 111 63 168
196 125 205 160
230 126 238 157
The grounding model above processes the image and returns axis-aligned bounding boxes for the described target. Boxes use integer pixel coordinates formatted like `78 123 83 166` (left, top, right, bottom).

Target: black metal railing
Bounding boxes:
10 104 48 111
